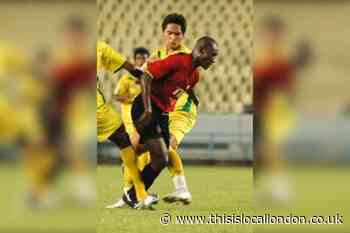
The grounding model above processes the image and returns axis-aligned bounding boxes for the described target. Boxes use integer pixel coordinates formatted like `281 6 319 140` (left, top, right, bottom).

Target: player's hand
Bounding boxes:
130 132 147 154
135 109 152 130
130 132 140 149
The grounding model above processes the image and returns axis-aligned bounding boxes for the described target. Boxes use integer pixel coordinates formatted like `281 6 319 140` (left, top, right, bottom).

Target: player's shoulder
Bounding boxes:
150 45 191 59
97 41 121 56
97 40 110 50
167 52 191 61
159 53 191 70
150 48 163 60
179 45 191 54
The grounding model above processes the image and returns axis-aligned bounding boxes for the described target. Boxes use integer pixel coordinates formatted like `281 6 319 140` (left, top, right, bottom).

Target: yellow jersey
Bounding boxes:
116 74 141 136
0 42 43 143
96 41 126 142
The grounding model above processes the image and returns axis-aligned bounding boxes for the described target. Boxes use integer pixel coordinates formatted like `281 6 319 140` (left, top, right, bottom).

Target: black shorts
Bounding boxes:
131 95 170 148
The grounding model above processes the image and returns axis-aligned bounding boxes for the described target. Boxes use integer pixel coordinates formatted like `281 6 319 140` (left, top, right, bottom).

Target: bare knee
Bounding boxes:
170 134 178 150
151 150 168 171
146 138 169 171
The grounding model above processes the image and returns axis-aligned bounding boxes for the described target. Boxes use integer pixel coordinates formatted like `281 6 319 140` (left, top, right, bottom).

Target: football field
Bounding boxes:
97 165 253 233
0 164 95 233
1 163 348 233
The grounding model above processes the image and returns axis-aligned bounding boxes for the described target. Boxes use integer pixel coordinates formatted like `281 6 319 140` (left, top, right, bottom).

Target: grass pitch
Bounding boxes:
97 165 253 233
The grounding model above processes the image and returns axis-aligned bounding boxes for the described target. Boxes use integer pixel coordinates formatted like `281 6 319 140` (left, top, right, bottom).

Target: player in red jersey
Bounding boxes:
122 36 218 206
29 17 95 207
254 16 311 203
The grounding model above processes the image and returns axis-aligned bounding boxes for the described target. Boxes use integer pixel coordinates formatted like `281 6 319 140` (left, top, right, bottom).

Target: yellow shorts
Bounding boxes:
169 111 196 144
121 103 137 137
263 94 295 145
97 91 122 142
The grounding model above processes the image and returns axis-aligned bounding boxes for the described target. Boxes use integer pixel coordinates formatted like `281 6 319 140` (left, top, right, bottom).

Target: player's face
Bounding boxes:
134 53 149 68
200 43 219 70
163 23 184 51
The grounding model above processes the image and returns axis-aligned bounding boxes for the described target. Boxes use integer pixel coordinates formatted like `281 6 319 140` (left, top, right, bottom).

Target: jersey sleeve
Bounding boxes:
145 54 180 80
97 41 126 73
188 69 200 88
115 74 130 97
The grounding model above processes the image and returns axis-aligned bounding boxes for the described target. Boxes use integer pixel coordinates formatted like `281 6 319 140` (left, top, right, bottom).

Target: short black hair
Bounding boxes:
133 47 150 59
162 13 187 34
195 36 217 49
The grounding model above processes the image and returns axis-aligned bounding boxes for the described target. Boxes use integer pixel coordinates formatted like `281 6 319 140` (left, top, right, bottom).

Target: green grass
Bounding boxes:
3 162 348 233
0 163 95 233
97 165 253 233
255 165 350 233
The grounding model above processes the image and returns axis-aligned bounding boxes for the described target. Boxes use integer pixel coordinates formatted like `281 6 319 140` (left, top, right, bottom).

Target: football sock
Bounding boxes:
120 146 148 201
128 163 161 201
168 148 184 177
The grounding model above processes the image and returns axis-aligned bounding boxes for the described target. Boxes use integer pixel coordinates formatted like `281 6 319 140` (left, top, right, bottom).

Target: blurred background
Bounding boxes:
0 1 95 233
97 0 253 164
254 1 350 232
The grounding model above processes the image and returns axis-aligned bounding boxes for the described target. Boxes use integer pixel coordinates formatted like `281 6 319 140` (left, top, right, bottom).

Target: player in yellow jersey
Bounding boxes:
105 47 150 208
151 13 198 204
97 41 158 209
108 14 198 208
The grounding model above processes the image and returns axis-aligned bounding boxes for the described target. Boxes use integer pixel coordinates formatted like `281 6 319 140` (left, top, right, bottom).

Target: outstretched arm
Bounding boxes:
122 60 144 79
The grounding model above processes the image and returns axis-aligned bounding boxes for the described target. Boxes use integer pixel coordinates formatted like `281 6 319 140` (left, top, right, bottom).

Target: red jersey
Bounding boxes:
50 58 95 116
254 59 295 115
146 53 199 112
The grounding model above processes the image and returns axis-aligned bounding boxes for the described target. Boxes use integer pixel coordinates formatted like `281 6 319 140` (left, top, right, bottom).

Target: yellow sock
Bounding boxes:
24 146 55 197
137 152 151 171
120 146 147 201
168 148 185 177
123 165 133 189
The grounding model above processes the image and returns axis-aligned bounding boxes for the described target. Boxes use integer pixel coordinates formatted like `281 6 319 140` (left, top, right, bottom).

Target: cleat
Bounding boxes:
163 190 192 205
105 198 126 209
122 193 138 209
135 193 159 210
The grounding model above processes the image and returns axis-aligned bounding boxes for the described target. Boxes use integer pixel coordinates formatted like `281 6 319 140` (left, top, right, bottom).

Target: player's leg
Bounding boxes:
163 112 194 204
107 124 149 202
110 103 148 208
97 100 150 205
168 134 184 176
132 107 169 190
137 151 151 171
124 95 169 207
23 108 65 208
163 133 192 204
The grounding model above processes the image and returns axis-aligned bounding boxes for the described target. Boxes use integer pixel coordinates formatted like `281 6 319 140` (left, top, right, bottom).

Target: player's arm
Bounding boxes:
136 55 180 129
114 75 132 104
134 72 153 130
187 69 200 106
187 88 199 106
122 61 143 79
97 41 143 78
